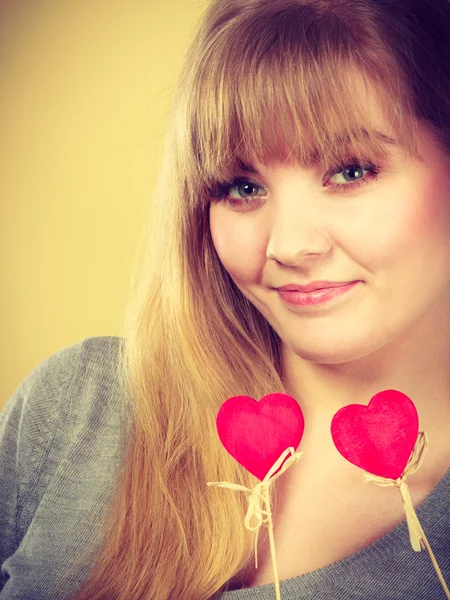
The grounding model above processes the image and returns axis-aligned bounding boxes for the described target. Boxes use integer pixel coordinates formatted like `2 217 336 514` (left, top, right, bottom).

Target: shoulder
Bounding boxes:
1 335 131 502
1 336 130 523
0 336 133 596
2 336 129 450
16 335 124 398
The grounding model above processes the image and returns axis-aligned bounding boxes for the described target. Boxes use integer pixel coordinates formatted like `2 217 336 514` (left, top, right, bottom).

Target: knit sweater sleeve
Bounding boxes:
0 336 131 600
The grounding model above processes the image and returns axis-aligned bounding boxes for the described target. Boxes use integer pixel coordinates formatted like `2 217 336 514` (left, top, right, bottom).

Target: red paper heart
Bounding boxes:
216 393 305 480
331 389 419 479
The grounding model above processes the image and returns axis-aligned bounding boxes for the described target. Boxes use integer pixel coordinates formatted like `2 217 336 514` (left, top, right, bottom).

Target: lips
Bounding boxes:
277 281 360 307
277 281 356 293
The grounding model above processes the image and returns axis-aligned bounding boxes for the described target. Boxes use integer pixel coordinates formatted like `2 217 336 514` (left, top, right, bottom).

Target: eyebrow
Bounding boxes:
237 129 397 174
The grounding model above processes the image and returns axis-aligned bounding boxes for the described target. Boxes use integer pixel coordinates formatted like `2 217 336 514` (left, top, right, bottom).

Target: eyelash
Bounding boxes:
209 160 381 207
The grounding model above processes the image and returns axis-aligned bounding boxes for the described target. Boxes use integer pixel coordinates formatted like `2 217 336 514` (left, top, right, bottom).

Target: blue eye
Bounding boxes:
209 160 381 207
211 178 264 206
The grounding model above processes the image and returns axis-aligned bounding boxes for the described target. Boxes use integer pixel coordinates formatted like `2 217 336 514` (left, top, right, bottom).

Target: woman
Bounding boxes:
1 0 449 598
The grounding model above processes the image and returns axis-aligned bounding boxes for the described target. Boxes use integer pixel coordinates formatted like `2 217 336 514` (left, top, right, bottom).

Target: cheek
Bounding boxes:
408 178 450 283
416 175 450 235
209 208 266 282
392 173 450 249
361 174 450 280
369 170 448 243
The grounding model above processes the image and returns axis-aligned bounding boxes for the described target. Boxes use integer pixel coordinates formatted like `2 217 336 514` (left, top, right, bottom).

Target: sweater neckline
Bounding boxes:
220 466 450 598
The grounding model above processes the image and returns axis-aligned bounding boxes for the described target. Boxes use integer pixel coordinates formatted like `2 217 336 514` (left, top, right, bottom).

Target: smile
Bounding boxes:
277 281 361 307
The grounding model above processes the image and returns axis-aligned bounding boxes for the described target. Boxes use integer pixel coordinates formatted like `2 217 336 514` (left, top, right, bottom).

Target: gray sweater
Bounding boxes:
1 336 449 599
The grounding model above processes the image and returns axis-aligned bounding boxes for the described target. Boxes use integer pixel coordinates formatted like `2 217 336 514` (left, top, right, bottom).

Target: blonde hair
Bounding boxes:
69 0 450 598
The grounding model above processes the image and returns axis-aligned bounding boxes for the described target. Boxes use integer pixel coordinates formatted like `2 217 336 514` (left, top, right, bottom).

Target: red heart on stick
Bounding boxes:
216 393 305 481
331 389 419 479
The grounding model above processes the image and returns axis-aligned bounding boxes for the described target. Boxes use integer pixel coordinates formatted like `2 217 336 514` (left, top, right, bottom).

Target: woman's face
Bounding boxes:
209 119 450 364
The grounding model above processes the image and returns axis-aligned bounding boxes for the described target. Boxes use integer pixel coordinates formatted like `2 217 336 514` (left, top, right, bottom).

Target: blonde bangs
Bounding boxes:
183 3 423 208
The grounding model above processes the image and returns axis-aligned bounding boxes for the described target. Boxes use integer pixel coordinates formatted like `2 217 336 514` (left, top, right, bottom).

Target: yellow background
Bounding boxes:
1 1 208 408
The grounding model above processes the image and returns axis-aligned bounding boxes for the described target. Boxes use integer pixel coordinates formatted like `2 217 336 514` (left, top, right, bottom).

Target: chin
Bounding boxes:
284 337 376 364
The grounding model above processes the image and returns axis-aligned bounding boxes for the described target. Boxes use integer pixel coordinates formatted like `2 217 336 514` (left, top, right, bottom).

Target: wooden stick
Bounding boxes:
263 485 281 600
416 519 450 599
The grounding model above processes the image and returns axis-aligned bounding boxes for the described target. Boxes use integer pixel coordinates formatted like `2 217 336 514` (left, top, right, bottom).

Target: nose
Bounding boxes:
266 203 333 266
